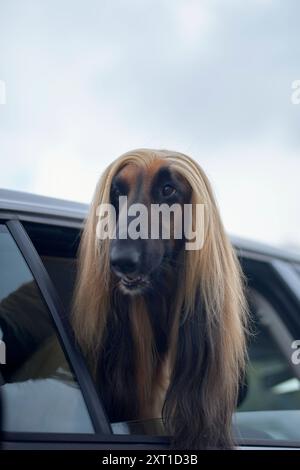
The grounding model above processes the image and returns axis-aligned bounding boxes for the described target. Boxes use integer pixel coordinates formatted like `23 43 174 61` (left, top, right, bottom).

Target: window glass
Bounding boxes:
235 290 300 443
240 321 300 410
0 225 94 433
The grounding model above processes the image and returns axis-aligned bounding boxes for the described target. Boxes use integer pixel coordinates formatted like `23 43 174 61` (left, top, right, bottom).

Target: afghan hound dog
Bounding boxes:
72 149 248 449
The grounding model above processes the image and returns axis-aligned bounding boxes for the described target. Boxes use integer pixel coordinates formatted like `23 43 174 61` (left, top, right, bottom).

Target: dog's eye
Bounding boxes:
162 184 176 197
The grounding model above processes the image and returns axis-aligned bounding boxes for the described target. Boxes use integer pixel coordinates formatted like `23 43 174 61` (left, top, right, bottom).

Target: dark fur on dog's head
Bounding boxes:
72 149 248 449
109 160 191 296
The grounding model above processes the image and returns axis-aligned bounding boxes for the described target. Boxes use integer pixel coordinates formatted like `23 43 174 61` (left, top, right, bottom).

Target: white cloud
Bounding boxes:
173 0 216 50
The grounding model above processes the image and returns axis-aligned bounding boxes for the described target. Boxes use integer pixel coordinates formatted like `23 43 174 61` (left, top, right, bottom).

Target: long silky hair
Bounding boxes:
72 149 248 449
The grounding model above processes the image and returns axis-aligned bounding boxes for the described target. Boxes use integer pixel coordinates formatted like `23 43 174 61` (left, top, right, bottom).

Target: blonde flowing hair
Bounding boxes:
72 149 248 449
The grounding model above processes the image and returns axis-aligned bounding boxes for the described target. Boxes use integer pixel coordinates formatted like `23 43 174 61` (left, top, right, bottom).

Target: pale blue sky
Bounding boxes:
0 0 299 249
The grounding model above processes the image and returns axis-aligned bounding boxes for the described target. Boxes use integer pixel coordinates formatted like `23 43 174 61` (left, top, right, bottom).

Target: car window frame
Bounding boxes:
1 218 111 438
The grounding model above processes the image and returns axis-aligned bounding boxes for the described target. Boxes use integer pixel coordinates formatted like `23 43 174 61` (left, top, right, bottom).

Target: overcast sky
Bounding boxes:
0 0 299 249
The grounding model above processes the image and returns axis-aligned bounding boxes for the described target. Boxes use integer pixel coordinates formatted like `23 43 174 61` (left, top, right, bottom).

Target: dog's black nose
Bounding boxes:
110 247 141 276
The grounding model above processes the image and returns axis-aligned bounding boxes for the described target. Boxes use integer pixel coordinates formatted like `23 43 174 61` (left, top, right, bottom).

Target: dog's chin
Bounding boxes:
118 275 150 296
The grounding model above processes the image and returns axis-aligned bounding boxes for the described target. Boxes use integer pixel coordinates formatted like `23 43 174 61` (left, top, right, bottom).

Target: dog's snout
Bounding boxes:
110 247 141 276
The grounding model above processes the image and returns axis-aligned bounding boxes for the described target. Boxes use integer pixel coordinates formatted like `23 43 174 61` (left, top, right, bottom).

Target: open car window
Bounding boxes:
14 221 300 448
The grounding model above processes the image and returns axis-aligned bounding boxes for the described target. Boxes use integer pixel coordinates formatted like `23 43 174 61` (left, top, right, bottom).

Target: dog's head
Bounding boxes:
109 160 192 295
73 149 248 449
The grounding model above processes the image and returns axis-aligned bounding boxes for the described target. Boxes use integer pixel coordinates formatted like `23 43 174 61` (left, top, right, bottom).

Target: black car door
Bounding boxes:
0 219 170 450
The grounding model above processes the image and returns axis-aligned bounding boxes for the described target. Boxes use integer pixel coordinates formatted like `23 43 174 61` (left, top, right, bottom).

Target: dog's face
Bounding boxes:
109 161 192 295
